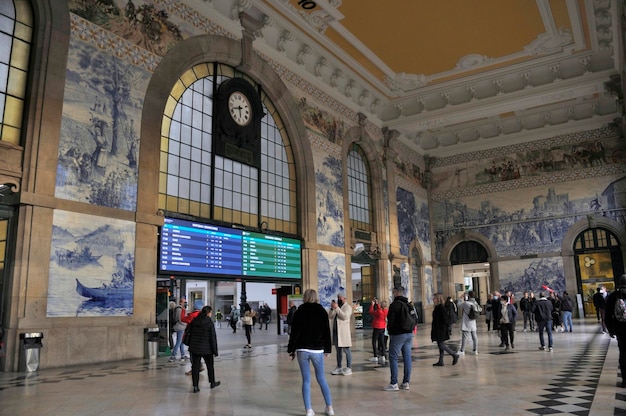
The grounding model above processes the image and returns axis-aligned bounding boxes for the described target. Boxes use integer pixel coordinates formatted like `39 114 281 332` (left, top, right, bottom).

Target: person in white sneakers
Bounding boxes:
368 298 388 365
384 286 417 391
329 293 353 376
288 289 334 416
457 291 482 355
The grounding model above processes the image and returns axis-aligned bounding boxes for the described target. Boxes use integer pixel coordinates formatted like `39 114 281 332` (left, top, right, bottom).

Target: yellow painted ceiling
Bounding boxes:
295 0 572 79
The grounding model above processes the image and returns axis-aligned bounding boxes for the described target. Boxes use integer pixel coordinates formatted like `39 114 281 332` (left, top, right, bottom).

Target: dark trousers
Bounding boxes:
191 353 216 387
523 310 535 330
244 324 252 345
537 319 553 348
618 334 626 382
500 322 514 346
436 340 456 362
372 328 385 357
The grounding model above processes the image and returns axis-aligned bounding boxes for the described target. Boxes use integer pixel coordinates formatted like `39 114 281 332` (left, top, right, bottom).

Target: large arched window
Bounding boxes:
347 144 372 233
0 0 31 145
159 64 297 235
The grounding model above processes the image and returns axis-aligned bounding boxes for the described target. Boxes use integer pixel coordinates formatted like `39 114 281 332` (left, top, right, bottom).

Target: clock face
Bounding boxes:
228 91 252 126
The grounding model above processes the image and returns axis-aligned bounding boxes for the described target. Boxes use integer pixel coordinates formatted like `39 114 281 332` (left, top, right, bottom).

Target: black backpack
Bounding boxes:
399 301 418 332
468 305 477 320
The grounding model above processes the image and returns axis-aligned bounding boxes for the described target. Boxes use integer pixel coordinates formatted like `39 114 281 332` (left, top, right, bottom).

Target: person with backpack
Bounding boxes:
457 291 482 355
605 274 626 387
169 296 188 362
383 286 417 391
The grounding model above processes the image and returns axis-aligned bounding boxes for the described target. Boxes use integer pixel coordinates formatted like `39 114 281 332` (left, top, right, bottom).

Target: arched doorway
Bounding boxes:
450 241 490 305
574 227 624 316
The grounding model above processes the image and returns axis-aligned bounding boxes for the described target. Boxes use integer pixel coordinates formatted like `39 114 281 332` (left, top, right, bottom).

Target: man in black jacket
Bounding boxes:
535 292 554 351
383 286 416 392
593 286 608 333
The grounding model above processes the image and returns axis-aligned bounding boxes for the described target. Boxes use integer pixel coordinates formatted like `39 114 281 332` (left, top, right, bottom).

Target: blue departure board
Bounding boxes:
159 217 302 280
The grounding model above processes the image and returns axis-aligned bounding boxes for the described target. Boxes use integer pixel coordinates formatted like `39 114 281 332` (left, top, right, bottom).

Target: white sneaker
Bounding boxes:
368 357 379 362
383 383 399 391
457 350 465 355
325 405 334 416
342 367 352 375
379 356 386 365
471 350 478 355
306 409 315 416
400 382 410 390
331 367 343 375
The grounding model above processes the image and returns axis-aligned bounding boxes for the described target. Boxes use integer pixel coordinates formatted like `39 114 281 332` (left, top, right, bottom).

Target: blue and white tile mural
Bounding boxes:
47 210 136 317
430 129 625 193
396 187 430 257
425 266 435 305
497 257 565 299
317 251 346 309
314 153 345 247
433 174 626 258
55 37 150 211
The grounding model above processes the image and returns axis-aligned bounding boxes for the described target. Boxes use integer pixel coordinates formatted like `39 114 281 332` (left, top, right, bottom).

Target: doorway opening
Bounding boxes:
574 227 623 316
450 241 490 306
351 244 377 329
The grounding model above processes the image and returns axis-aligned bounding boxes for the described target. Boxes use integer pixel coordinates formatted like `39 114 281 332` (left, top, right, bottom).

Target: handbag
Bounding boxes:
241 315 253 326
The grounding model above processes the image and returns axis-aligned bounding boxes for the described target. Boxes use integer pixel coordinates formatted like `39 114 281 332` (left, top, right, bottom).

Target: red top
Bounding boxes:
368 303 388 329
181 310 198 324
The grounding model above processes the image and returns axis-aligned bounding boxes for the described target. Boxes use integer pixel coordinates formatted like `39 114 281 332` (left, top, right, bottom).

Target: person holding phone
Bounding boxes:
368 297 388 365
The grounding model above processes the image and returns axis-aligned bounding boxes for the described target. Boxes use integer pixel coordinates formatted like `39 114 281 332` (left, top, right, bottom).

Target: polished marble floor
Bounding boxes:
1 318 625 416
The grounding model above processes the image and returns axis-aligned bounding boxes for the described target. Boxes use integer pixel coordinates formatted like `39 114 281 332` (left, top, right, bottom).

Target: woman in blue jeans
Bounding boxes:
287 289 334 416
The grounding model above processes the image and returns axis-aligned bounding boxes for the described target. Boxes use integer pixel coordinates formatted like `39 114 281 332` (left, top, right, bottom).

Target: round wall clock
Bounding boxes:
228 91 252 126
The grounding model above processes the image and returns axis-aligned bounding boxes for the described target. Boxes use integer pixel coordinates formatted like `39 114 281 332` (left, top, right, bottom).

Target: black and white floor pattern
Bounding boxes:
527 333 610 415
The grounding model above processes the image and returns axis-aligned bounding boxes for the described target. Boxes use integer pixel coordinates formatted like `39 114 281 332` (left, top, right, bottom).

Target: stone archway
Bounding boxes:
440 230 499 298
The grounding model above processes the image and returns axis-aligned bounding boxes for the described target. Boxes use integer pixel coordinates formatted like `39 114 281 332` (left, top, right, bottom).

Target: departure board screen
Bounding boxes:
159 217 302 280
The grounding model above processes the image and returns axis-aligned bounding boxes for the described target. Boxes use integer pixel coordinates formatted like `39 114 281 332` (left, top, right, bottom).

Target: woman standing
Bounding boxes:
241 303 256 349
368 298 388 364
431 293 459 366
288 289 334 416
187 305 220 393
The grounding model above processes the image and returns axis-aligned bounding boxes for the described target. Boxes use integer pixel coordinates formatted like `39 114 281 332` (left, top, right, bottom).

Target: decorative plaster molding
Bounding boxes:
314 56 327 77
524 29 573 55
277 30 294 53
456 54 492 69
384 72 427 92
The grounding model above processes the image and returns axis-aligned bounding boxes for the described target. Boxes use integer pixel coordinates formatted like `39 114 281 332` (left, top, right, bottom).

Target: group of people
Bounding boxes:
287 285 419 415
167 276 626 414
227 302 272 343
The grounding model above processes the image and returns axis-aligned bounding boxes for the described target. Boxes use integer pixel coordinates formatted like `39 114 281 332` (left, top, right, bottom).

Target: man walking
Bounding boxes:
605 275 626 387
520 292 533 332
384 286 417 391
535 292 554 351
594 286 608 333
457 291 481 355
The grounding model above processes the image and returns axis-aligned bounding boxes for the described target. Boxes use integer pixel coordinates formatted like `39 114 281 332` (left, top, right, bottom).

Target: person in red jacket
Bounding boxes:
368 298 388 365
181 301 203 375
